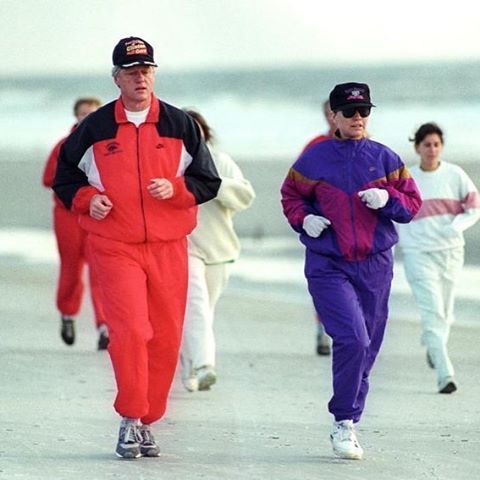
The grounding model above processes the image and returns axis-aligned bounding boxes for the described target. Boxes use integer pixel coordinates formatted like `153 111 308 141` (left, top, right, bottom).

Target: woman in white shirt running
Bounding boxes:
180 109 256 392
397 123 480 394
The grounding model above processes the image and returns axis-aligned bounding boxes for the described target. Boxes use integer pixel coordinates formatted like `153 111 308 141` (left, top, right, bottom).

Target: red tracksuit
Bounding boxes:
42 132 105 326
53 97 221 424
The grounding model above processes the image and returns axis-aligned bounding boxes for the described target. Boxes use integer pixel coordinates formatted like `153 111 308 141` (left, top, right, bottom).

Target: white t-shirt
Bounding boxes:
125 108 149 127
397 161 480 252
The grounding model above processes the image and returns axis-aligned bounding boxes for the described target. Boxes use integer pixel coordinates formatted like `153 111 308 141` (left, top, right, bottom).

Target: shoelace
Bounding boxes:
139 426 155 446
334 423 357 443
122 423 140 444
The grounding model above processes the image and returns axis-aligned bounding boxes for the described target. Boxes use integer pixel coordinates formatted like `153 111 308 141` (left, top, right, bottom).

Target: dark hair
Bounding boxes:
410 122 444 146
73 97 101 116
183 109 214 143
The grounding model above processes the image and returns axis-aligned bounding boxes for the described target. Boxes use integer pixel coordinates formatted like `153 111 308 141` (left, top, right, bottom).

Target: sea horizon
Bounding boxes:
2 60 480 161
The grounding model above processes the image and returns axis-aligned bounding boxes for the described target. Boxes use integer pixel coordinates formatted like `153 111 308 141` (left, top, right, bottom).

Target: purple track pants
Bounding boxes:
305 248 393 422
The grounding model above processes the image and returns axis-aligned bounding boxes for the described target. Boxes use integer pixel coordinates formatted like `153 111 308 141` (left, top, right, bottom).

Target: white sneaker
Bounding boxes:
196 365 217 391
180 355 198 392
330 420 363 460
182 373 199 392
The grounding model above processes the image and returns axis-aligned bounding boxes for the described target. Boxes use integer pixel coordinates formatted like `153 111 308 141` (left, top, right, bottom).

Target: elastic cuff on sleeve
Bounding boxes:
72 186 101 214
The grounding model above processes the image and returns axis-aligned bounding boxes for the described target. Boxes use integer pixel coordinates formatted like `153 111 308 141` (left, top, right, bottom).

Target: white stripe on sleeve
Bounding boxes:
78 145 105 192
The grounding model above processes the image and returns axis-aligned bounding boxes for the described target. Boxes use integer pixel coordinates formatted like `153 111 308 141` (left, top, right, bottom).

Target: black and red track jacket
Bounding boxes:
53 96 221 243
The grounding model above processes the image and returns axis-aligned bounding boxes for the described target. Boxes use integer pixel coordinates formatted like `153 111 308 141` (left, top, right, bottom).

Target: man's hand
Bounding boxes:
303 214 331 238
147 178 174 199
89 194 113 220
358 188 389 210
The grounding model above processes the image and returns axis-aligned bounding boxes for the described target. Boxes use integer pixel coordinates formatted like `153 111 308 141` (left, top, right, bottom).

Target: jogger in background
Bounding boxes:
299 99 336 356
42 96 108 349
180 109 255 392
397 122 480 394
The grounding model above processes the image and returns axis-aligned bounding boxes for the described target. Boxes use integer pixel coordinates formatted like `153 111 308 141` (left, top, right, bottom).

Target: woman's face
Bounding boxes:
416 133 443 170
333 110 369 140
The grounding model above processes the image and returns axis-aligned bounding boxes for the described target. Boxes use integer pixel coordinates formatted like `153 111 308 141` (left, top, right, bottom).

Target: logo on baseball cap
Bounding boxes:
112 37 157 68
329 82 375 111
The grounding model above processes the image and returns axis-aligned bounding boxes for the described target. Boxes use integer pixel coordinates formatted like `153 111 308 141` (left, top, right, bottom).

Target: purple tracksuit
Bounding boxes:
281 137 422 422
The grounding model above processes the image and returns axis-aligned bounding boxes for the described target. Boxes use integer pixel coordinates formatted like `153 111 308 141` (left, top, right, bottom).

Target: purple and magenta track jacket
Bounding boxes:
281 137 422 261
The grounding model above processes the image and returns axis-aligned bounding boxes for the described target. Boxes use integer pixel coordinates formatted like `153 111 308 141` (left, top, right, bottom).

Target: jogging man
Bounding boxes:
54 37 221 458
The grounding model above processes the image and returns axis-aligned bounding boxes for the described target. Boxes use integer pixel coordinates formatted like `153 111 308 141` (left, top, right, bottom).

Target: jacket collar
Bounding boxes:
114 94 160 124
332 135 368 153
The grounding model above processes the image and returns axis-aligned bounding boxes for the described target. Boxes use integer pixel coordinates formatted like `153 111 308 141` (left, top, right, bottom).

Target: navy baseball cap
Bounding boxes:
112 37 158 68
329 82 375 111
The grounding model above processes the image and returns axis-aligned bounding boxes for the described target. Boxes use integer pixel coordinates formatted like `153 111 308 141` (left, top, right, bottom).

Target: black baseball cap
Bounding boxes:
112 37 158 68
329 82 375 111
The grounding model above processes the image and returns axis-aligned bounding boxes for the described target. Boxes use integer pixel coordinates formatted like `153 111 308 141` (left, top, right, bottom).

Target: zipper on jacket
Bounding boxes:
347 150 359 261
136 126 148 242
349 196 359 261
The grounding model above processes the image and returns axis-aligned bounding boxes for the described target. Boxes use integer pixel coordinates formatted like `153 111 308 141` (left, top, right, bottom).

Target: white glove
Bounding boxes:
358 188 389 210
303 214 331 238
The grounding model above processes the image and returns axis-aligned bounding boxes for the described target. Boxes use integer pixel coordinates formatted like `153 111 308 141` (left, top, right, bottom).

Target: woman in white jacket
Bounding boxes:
180 109 256 392
397 123 480 394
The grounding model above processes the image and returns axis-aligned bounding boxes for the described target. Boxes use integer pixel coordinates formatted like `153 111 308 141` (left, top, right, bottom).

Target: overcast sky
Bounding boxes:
2 0 480 76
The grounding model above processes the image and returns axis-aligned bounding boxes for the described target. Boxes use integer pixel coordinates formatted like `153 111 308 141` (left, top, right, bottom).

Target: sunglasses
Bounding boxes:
340 106 371 118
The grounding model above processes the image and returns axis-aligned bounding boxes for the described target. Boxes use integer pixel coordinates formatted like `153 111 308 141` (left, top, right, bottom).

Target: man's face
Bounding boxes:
333 109 370 140
114 65 155 106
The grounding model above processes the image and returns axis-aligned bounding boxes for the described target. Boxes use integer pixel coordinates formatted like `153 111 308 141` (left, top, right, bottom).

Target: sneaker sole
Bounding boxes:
439 381 457 394
98 338 109 350
330 437 363 460
332 447 363 460
61 320 75 346
198 372 217 391
61 331 75 345
140 447 161 457
115 450 142 459
182 381 199 392
316 345 331 356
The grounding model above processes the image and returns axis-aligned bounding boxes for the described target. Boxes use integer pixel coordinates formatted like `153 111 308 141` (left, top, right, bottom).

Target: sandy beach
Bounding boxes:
1 245 479 479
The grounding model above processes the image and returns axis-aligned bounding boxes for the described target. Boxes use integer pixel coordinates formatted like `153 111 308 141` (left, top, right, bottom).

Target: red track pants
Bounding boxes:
53 206 105 326
87 234 188 425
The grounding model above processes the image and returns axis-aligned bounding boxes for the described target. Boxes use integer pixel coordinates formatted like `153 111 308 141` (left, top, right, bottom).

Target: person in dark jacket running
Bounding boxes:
281 82 422 460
